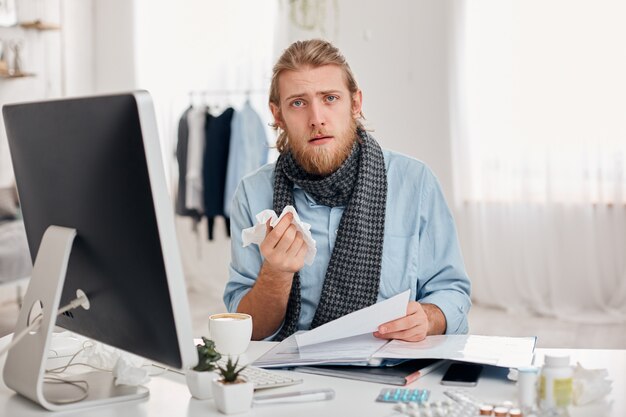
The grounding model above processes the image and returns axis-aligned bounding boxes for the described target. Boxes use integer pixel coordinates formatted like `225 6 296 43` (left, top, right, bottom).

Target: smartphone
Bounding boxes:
440 363 483 387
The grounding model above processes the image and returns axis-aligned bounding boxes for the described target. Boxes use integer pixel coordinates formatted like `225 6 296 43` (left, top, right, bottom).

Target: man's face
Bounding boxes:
271 64 363 175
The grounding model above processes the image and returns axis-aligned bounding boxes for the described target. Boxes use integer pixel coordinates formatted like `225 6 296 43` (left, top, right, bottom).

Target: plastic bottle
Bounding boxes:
518 366 539 412
539 355 573 411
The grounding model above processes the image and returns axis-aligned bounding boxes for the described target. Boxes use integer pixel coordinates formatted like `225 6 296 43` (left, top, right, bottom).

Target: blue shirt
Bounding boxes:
223 101 268 218
224 149 471 335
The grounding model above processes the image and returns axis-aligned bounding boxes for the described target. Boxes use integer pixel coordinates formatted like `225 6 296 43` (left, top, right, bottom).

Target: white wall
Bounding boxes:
63 0 136 96
93 0 136 93
61 0 94 96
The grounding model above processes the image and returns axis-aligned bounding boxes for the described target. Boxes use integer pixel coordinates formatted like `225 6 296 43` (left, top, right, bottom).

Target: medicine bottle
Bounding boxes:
517 366 539 412
539 355 573 410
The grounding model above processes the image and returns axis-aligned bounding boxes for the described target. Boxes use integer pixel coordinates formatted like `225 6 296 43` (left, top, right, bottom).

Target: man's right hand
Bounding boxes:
259 212 308 274
237 212 308 339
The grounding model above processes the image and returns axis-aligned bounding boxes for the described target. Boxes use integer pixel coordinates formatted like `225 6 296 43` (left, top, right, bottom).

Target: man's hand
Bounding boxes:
373 302 447 342
259 212 308 275
238 212 309 340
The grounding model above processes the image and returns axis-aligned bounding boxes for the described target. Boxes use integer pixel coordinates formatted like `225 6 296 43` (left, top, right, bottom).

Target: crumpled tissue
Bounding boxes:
83 341 150 386
113 356 151 386
572 362 612 406
242 205 317 265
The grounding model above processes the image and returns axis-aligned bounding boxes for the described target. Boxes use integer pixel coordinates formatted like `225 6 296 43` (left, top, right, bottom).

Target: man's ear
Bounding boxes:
269 102 283 129
351 89 363 119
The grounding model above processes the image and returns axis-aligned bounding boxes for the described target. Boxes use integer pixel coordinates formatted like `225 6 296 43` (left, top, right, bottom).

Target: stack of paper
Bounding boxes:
253 289 536 369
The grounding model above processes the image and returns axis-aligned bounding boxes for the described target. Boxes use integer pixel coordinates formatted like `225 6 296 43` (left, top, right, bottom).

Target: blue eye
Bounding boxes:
292 100 304 107
326 95 338 102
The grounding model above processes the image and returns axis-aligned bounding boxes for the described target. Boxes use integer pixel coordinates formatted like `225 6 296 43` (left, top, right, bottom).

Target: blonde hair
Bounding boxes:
269 39 364 153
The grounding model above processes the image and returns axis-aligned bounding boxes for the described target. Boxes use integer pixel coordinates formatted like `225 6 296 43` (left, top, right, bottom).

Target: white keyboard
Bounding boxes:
215 360 303 390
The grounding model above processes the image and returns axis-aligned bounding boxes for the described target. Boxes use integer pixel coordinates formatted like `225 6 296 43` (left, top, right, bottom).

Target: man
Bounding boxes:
224 39 471 342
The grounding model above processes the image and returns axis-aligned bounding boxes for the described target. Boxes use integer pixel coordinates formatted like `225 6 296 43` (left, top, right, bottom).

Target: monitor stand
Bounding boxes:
2 226 148 411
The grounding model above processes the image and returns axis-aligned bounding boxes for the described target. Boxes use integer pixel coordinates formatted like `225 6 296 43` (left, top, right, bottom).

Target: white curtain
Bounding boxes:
451 0 626 323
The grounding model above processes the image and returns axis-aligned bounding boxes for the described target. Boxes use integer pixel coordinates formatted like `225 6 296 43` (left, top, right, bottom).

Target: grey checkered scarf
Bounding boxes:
273 129 387 341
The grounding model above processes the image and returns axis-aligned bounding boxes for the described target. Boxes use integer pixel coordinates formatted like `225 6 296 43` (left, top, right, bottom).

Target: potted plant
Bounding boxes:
211 357 254 414
186 337 221 400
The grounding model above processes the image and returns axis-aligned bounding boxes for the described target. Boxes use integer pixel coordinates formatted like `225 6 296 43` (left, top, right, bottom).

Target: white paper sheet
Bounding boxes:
372 335 537 368
253 333 389 368
297 333 389 360
294 290 411 348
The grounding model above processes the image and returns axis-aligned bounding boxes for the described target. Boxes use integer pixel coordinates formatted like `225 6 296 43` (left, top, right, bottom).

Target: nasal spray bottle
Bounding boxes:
517 366 539 414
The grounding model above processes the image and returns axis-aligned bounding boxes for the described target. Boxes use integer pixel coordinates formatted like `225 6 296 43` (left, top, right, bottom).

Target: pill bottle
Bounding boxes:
539 355 573 410
518 366 539 411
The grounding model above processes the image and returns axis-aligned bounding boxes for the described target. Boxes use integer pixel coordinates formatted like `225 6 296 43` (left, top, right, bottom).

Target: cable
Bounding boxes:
42 339 119 405
0 294 89 358
42 376 89 404
145 364 170 377
45 343 112 375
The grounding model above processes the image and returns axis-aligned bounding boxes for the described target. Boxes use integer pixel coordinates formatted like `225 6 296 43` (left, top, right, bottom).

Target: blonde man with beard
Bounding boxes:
224 39 471 342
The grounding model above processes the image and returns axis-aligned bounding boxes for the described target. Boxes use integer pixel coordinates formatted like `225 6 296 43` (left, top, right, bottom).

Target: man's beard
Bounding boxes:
286 120 358 176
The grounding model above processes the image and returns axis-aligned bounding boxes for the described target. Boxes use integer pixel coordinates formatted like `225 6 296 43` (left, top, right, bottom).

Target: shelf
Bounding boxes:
0 70 35 79
19 20 61 31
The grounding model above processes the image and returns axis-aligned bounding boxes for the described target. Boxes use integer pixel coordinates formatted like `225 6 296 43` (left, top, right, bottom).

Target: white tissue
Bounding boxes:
83 341 149 386
82 341 119 369
242 205 317 265
572 362 612 406
113 356 150 386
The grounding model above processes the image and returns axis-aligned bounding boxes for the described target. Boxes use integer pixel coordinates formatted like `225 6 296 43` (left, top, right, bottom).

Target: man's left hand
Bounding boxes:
373 302 446 342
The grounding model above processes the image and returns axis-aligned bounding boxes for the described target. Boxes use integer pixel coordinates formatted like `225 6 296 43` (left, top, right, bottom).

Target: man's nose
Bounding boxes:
309 101 325 128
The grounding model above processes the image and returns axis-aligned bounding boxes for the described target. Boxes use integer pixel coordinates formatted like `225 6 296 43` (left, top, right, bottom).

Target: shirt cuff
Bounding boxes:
418 291 471 334
263 321 285 341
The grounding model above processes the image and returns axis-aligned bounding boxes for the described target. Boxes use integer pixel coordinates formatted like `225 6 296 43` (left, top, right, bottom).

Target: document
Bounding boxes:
372 335 537 368
254 333 389 368
255 333 536 369
253 290 537 370
295 290 410 347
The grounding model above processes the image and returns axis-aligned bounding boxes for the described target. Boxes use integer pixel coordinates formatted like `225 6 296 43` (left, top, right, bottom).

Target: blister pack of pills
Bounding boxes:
392 400 454 417
443 390 524 417
376 388 430 404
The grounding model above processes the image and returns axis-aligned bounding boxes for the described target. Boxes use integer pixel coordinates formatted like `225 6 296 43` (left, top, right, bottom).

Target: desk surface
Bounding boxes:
1 335 623 416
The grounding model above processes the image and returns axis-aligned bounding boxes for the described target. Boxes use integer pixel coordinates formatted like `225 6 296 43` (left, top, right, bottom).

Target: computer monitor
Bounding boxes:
2 92 197 411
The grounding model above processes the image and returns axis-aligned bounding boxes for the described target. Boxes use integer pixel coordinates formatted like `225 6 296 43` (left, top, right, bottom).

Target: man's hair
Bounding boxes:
269 39 364 153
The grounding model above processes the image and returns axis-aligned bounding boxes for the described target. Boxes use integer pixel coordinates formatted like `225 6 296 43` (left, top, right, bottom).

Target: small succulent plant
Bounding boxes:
216 357 247 384
192 337 221 372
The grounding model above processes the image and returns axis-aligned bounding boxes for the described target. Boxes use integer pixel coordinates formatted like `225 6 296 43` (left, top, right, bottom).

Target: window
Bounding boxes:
452 0 626 205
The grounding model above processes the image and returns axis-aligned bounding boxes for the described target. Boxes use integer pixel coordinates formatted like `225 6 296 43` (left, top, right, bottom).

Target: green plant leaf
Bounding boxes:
217 356 247 383
192 337 222 372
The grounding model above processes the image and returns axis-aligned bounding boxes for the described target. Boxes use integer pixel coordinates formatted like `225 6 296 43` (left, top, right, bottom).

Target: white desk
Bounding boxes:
0 335 623 416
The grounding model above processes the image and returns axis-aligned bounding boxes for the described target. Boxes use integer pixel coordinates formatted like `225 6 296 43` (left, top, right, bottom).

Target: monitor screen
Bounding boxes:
3 92 196 370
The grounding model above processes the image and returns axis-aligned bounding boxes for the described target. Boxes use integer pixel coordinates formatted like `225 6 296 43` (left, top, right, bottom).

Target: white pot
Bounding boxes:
212 377 254 414
186 370 217 400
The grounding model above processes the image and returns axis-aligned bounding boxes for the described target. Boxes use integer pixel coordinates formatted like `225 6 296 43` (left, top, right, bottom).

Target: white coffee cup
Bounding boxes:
208 313 253 356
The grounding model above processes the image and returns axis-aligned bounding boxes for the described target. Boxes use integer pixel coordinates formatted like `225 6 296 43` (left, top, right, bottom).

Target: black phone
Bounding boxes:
440 362 483 387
